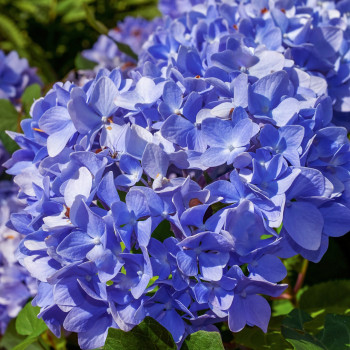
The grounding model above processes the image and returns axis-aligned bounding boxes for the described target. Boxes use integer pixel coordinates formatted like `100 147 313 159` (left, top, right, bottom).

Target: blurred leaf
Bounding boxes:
0 13 26 48
0 320 42 350
12 336 39 350
284 255 305 274
0 99 20 153
83 3 109 35
110 38 138 61
0 99 18 131
181 331 224 350
299 280 350 314
83 3 138 60
105 317 176 350
272 299 294 317
21 84 41 115
62 9 86 23
16 302 48 337
297 280 350 333
75 53 96 70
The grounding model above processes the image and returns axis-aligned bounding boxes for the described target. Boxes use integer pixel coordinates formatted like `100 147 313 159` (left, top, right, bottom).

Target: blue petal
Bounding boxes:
201 147 230 167
284 201 324 250
89 76 118 117
250 254 287 283
162 81 183 112
319 202 350 237
161 114 194 147
245 294 271 333
228 296 246 332
97 171 120 207
68 95 101 134
176 250 198 276
141 143 169 179
57 231 94 260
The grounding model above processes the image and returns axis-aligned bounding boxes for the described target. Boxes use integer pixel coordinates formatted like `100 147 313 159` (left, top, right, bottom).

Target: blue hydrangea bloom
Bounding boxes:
5 1 350 348
0 143 37 334
0 50 41 104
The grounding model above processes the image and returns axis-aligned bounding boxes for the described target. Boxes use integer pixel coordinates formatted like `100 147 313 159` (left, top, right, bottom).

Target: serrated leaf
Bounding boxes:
281 309 325 350
104 317 176 350
15 302 48 337
317 314 350 350
21 84 41 115
282 309 350 350
181 331 224 350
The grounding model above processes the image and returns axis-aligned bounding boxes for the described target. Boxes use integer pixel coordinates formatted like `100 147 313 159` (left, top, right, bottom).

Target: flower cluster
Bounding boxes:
5 0 350 349
0 50 41 105
0 142 37 334
155 0 350 130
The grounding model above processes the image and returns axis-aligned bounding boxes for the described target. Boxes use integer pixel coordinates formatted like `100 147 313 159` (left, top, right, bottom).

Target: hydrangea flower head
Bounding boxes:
5 1 350 348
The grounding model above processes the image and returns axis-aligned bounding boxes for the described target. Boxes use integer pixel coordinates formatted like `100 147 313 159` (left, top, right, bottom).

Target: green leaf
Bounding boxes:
298 280 350 333
12 336 39 350
181 331 224 350
272 299 295 317
21 84 41 115
0 99 19 131
299 280 350 313
317 314 350 350
0 320 42 350
104 317 176 350
83 3 109 35
0 13 26 48
234 317 292 350
152 220 172 242
281 309 325 349
82 3 138 61
109 37 138 61
15 302 48 337
75 53 96 70
0 99 20 153
281 309 350 350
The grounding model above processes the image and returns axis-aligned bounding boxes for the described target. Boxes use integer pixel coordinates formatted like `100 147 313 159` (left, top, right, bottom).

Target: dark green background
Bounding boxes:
0 0 159 84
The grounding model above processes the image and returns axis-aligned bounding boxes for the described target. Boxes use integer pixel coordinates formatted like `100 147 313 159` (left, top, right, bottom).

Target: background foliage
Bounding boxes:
0 1 350 349
0 0 159 83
